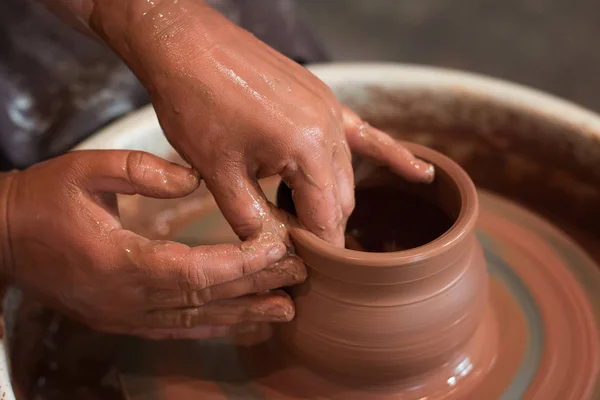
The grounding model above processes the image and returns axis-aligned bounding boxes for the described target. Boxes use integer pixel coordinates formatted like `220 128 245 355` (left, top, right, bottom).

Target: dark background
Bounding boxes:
299 0 600 113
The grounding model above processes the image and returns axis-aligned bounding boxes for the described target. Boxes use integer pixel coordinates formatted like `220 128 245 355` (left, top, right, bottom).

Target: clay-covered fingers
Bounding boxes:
205 255 305 301
281 158 347 248
341 107 435 183
66 149 200 197
143 292 294 330
332 138 356 224
146 255 306 308
112 230 288 291
203 170 285 241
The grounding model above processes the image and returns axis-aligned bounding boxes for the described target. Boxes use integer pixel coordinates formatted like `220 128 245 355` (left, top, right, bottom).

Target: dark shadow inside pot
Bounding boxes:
276 156 462 252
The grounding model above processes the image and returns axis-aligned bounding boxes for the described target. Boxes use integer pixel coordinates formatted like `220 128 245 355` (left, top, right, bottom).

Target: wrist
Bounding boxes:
88 0 234 87
0 171 18 284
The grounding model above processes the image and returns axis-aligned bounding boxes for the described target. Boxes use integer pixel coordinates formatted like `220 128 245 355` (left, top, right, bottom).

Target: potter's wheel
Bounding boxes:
117 185 600 400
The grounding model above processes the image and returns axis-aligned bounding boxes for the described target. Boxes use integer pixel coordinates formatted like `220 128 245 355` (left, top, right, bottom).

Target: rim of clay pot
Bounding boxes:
287 141 478 267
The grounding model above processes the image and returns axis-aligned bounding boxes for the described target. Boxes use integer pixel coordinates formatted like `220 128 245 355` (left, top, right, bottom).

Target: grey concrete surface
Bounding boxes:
298 0 600 113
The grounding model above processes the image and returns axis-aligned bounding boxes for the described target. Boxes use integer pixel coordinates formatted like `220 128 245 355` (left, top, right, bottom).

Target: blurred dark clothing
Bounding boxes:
0 0 328 171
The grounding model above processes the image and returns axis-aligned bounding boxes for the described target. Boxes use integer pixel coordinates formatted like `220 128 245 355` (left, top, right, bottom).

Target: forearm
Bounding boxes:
41 0 235 86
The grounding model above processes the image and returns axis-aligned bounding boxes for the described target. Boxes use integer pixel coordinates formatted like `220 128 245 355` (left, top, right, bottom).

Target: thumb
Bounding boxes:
67 150 200 198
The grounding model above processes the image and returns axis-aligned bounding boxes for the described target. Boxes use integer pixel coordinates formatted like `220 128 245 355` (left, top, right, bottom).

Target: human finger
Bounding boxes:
332 138 355 223
341 107 435 183
280 156 345 247
204 168 285 241
67 150 200 197
145 255 306 308
143 292 294 328
111 229 287 290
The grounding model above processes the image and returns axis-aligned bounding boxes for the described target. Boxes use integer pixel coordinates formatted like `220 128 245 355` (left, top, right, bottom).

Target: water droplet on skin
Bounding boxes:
357 124 369 138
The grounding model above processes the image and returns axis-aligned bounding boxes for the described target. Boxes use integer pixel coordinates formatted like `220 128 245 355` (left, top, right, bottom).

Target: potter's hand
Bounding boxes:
0 151 305 340
55 0 434 247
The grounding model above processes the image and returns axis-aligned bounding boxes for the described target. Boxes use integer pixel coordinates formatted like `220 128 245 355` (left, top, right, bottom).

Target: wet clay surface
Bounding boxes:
6 157 600 399
116 188 600 399
117 277 520 400
273 142 490 388
345 187 454 252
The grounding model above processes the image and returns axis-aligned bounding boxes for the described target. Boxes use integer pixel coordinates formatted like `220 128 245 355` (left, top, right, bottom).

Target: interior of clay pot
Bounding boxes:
277 155 462 253
273 145 489 387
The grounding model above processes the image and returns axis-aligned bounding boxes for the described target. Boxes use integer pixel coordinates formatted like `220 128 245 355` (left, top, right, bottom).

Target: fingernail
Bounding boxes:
184 168 201 189
267 243 286 263
166 167 200 191
421 163 435 183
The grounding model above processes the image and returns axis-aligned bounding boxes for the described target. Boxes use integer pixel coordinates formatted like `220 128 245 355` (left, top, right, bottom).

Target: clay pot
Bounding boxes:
275 142 489 385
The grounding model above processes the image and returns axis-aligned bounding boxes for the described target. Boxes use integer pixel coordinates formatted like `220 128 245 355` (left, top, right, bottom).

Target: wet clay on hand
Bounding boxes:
0 150 301 340
275 142 491 392
45 0 434 248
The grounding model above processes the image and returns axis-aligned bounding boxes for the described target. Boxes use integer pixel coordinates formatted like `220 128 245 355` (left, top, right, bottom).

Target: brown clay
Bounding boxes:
110 180 600 399
476 196 599 399
12 146 598 399
275 142 491 388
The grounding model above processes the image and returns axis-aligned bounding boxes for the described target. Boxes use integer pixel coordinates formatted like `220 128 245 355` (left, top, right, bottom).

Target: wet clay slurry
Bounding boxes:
116 143 599 399
10 150 600 398
117 189 600 400
11 173 600 399
118 277 520 400
476 195 600 399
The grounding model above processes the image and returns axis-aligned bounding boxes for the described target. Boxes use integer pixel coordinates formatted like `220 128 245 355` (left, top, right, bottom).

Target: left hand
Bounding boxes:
0 150 305 340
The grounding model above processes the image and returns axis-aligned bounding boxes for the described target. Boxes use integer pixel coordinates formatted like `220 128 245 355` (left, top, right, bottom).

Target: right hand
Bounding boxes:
0 150 306 340
88 0 435 248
